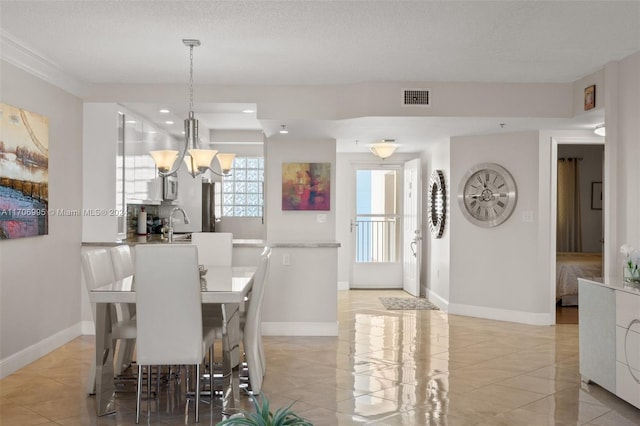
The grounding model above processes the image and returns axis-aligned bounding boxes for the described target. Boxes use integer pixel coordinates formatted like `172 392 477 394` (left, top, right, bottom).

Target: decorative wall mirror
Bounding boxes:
428 170 446 238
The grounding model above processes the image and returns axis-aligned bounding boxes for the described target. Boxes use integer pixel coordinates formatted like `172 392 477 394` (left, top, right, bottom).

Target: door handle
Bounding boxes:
350 220 359 232
410 241 417 257
410 229 421 257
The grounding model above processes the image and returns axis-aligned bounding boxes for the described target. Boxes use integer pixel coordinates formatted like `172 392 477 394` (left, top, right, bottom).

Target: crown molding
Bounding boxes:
1 30 90 98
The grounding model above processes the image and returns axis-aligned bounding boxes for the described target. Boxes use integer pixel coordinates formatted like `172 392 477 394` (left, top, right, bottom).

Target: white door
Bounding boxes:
403 159 421 296
351 165 403 288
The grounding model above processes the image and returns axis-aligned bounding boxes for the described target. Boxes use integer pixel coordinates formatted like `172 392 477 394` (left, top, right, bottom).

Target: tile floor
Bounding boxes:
1 290 639 425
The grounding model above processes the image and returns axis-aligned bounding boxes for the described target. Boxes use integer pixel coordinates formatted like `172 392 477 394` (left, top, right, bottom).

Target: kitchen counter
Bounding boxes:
82 235 267 248
82 237 339 248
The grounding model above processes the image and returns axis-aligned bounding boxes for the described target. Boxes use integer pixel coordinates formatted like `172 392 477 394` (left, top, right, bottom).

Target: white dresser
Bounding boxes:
579 278 640 409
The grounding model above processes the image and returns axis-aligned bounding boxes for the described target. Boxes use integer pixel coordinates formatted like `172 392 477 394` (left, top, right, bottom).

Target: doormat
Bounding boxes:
379 297 439 310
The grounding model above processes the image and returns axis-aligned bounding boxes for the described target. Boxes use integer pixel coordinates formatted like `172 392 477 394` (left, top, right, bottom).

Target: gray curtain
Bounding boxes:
557 158 582 252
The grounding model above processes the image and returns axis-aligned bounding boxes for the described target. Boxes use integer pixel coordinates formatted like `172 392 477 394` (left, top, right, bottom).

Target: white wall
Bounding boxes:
448 131 549 324
0 61 83 377
612 52 640 268
82 103 122 242
265 138 336 241
424 141 451 306
261 137 338 335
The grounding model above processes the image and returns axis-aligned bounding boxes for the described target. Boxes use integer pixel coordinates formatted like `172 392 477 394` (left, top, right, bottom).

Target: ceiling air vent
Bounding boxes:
402 89 430 107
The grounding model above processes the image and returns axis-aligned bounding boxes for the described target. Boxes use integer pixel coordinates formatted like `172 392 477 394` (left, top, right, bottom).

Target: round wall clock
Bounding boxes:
428 170 446 238
458 162 517 228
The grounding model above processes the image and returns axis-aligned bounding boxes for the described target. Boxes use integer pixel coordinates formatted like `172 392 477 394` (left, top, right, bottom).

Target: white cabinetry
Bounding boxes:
579 278 640 409
615 290 640 407
83 103 175 242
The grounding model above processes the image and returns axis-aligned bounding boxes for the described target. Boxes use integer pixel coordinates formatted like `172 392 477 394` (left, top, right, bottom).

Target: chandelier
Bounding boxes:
150 39 235 178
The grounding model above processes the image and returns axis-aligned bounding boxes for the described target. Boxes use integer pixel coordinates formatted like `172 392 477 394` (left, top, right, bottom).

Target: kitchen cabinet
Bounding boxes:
579 278 640 409
83 103 175 242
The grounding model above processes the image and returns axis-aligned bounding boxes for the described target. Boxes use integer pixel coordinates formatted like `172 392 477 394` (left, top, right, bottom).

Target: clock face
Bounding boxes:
458 163 517 228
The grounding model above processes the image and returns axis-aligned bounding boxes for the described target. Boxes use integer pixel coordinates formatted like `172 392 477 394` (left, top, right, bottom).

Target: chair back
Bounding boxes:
243 246 271 393
110 245 134 280
82 249 116 291
134 245 203 366
191 232 233 266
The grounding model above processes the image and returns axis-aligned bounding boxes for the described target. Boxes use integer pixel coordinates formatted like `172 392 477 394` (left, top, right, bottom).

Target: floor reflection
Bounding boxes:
1 289 639 426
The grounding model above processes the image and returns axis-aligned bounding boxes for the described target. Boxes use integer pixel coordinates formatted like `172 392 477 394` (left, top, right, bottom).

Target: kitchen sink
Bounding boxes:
171 233 192 241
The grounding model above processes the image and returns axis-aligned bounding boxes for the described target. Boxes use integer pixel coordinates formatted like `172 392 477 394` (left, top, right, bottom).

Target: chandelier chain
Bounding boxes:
189 44 194 112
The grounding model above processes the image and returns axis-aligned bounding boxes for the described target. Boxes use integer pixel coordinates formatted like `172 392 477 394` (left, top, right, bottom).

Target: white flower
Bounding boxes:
620 244 634 257
621 244 640 272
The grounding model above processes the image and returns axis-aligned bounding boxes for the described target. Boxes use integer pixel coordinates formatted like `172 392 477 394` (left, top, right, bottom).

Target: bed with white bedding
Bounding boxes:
556 252 602 306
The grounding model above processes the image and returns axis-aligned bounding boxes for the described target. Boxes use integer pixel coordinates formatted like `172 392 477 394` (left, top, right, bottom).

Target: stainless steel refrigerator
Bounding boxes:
201 180 216 232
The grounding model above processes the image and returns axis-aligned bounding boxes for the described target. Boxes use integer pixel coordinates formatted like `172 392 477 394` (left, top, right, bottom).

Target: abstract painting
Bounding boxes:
282 162 330 211
0 103 49 239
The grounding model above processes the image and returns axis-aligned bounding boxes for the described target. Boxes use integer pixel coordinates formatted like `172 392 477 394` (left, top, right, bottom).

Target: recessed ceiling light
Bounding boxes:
242 109 255 114
279 124 288 134
126 120 136 124
165 121 174 125
159 109 170 113
181 131 186 134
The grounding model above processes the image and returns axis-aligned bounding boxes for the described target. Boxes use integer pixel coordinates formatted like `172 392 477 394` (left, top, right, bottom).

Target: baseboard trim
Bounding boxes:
0 323 82 379
448 303 553 326
81 320 96 335
427 289 449 311
338 281 349 290
262 321 339 336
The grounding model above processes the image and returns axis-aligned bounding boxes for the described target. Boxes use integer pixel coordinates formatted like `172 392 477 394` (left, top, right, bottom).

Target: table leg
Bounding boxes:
221 305 241 414
94 303 116 416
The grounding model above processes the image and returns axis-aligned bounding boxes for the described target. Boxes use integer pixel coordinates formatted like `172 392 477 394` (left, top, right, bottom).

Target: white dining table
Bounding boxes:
89 265 256 416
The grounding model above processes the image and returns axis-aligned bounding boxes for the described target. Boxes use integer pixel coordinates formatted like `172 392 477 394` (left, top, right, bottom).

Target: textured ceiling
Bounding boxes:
1 1 637 151
2 0 638 85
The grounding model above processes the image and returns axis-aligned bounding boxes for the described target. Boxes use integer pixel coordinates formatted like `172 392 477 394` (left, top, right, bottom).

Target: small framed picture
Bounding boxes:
591 181 602 210
584 85 596 111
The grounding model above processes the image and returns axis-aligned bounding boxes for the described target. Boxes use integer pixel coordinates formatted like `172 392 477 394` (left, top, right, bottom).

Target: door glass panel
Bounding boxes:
355 170 399 263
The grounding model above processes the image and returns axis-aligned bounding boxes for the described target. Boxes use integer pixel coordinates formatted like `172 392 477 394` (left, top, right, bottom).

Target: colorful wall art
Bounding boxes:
0 103 49 239
282 162 330 211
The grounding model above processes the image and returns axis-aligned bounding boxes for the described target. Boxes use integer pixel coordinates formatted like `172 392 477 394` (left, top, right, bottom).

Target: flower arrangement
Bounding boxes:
620 244 640 284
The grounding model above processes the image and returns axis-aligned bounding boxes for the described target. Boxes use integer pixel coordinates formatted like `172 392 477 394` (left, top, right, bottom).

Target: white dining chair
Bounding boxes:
202 246 271 394
109 245 136 376
191 232 238 366
134 244 218 424
241 246 271 394
191 232 233 266
110 245 134 279
81 249 137 395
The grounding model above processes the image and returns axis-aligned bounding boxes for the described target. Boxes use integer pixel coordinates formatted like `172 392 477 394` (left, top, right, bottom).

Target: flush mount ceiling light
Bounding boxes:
369 139 399 160
279 124 289 134
594 124 606 136
150 39 235 178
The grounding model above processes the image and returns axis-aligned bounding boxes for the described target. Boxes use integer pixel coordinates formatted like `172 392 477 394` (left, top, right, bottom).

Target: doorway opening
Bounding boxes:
555 144 604 324
351 167 403 289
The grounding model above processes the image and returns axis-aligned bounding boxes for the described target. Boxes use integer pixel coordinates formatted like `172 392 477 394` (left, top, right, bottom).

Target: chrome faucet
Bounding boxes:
168 207 190 243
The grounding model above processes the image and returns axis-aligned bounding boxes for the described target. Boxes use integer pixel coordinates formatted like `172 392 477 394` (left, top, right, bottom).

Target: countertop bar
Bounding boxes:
82 237 339 249
578 276 640 296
